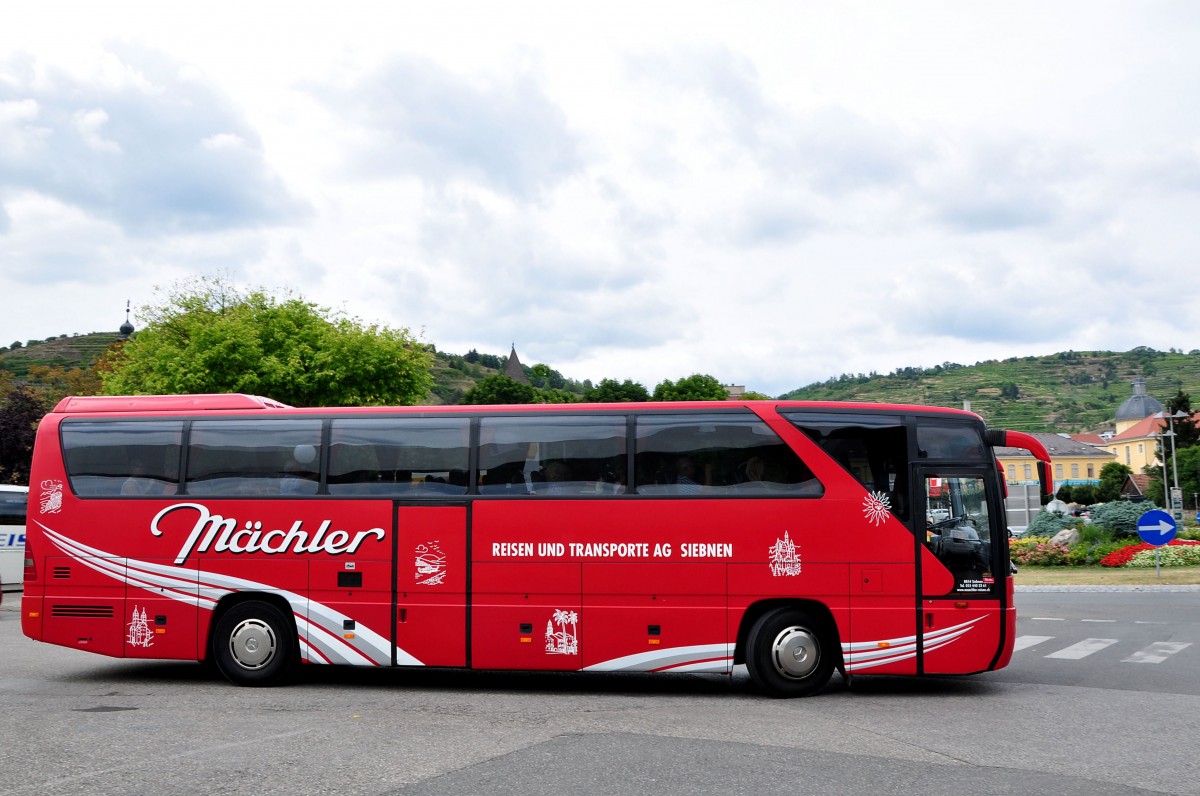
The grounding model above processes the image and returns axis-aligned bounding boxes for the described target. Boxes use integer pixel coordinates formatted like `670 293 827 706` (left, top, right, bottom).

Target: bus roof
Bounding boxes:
50 393 982 420
53 394 293 413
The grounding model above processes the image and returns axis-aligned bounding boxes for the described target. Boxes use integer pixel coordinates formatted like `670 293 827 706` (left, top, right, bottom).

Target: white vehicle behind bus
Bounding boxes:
0 485 28 593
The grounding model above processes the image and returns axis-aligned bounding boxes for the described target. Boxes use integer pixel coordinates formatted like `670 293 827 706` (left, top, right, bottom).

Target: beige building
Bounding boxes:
995 433 1114 488
1100 377 1194 474
1105 415 1165 473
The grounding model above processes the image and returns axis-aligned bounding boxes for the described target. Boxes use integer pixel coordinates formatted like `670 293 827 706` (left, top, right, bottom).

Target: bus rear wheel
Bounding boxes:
745 607 835 698
212 601 294 687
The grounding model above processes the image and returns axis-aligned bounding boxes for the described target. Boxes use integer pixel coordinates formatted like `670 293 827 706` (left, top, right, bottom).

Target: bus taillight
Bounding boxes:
23 537 35 583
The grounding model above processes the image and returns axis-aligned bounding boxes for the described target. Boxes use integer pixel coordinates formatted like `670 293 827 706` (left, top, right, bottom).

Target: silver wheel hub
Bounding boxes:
770 626 820 680
229 618 276 670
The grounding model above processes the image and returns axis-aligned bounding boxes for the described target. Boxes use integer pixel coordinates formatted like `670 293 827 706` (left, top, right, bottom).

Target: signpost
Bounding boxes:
1137 509 1178 579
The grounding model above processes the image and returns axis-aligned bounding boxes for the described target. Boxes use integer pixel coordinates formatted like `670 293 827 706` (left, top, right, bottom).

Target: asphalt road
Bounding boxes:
1 590 1197 796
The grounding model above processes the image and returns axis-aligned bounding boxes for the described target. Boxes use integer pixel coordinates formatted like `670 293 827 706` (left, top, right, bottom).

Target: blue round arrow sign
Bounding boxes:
1137 509 1178 546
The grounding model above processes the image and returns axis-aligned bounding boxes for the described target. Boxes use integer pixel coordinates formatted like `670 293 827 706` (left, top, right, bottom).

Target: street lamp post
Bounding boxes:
1154 410 1189 515
1154 432 1169 507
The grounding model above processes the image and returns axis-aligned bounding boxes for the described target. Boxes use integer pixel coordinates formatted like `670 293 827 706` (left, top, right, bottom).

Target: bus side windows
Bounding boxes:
478 417 626 496
917 424 986 461
327 418 470 497
785 413 908 520
187 419 322 497
61 420 183 497
634 414 822 496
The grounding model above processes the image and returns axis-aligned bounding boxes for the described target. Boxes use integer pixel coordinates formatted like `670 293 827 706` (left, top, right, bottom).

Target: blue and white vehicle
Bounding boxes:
0 485 28 593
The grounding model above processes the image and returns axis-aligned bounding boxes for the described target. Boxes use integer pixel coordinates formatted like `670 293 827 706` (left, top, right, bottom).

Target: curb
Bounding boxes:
1016 584 1200 592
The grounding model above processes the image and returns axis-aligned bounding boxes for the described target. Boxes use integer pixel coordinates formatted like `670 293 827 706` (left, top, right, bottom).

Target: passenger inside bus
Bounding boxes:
280 445 319 495
673 456 711 494
120 461 176 496
535 460 574 495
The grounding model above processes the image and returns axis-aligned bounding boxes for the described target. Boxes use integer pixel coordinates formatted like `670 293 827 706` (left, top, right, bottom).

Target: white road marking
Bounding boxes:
1045 638 1119 659
1122 642 1193 664
1014 635 1054 651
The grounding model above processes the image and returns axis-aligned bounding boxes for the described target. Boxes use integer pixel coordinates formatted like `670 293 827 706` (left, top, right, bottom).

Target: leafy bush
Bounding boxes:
1066 540 1126 566
1091 501 1157 537
1026 511 1076 537
1077 523 1116 546
1011 538 1071 566
1009 536 1048 559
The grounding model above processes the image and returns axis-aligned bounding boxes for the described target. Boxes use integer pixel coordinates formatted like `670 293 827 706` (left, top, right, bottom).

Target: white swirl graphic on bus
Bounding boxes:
39 479 63 515
151 502 385 565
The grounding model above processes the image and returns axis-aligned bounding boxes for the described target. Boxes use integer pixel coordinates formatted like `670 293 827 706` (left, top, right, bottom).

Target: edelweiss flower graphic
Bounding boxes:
862 491 891 525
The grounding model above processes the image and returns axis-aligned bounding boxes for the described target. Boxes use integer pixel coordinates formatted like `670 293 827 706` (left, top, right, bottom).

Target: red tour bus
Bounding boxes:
21 394 1051 697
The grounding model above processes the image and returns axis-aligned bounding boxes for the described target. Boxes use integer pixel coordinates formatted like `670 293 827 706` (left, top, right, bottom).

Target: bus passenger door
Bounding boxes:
919 471 1006 674
395 503 469 667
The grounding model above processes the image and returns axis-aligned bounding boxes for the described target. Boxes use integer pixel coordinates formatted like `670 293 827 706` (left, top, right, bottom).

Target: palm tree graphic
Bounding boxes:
548 609 579 654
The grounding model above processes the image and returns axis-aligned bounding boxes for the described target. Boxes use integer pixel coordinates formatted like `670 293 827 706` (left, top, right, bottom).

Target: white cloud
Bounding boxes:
0 46 308 238
2 3 1200 401
72 108 121 153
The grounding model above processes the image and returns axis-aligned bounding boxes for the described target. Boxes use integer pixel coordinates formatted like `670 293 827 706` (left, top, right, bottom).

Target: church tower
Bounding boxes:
502 345 529 384
1114 377 1163 434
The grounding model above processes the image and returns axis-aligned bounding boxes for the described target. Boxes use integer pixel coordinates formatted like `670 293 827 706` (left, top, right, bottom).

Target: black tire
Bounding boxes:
211 600 295 687
745 606 835 698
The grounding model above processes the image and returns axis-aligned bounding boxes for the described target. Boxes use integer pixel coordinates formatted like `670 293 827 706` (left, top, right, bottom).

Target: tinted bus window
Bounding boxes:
635 413 821 496
478 416 626 495
0 490 26 524
62 420 184 497
328 418 470 496
917 423 987 461
785 412 908 518
187 419 322 496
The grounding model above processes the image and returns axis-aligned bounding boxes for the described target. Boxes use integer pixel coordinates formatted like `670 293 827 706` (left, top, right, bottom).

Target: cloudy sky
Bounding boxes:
3 2 1199 397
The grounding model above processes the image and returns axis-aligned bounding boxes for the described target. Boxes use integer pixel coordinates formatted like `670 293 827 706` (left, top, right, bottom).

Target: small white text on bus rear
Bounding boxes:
151 502 385 565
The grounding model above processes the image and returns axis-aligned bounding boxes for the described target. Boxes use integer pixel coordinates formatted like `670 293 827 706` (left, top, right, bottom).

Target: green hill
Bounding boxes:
0 333 123 379
5 334 1199 432
780 348 1200 432
0 335 563 407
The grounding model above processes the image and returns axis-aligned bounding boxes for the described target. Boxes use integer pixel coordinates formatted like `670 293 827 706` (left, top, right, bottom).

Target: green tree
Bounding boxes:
535 387 580 404
99 276 432 407
460 375 537 405
652 374 728 401
1096 461 1132 503
1145 464 1168 509
0 386 49 485
1165 389 1199 450
1172 446 1200 513
1092 500 1155 538
528 363 566 390
584 378 650 403
26 363 102 406
1070 484 1098 506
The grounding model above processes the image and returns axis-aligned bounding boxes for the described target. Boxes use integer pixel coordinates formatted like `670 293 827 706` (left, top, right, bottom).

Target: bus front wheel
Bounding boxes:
212 601 294 687
745 607 835 698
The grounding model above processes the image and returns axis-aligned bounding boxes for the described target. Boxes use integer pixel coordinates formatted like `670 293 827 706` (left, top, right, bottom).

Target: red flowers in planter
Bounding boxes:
1100 539 1200 567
